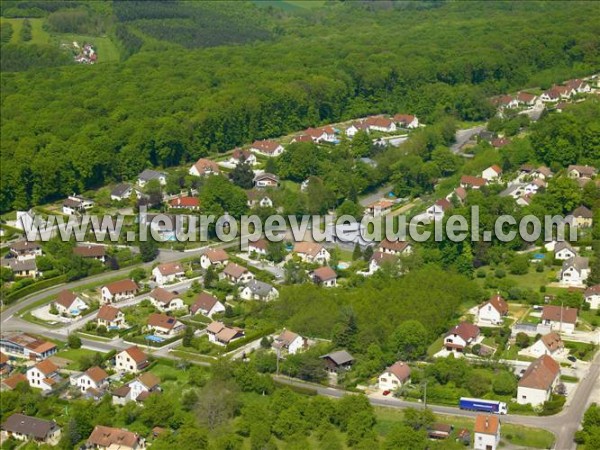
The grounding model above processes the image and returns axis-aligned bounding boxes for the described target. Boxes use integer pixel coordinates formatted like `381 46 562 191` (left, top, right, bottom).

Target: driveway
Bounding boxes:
451 125 486 153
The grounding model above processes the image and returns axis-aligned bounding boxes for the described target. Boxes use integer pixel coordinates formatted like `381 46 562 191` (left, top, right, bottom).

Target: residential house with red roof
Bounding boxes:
526 332 565 359
101 279 138 304
200 248 229 269
378 361 411 391
584 285 600 310
482 165 503 182
188 158 220 177
152 262 185 286
247 238 269 256
0 332 57 361
364 199 394 217
70 366 109 393
27 359 62 391
426 198 452 222
148 288 186 313
168 196 200 210
228 148 257 166
54 290 88 317
517 355 560 406
460 175 487 189
444 322 481 353
304 126 335 143
73 244 106 262
516 91 537 105
86 425 143 450
311 266 337 287
477 294 509 325
474 415 501 450
254 173 280 188
112 372 161 406
272 330 306 355
293 242 330 264
368 251 397 274
250 140 284 157
206 322 245 346
364 116 397 133
344 121 370 138
377 239 412 256
393 114 419 128
541 305 578 334
96 305 127 330
115 346 149 374
147 313 185 337
222 262 255 284
190 292 225 318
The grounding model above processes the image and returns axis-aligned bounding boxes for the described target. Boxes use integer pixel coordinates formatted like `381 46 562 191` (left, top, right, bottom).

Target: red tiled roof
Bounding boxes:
147 313 179 330
85 366 108 383
474 415 499 435
122 346 147 364
585 285 600 297
293 241 325 258
55 290 78 309
191 158 219 174
169 196 199 208
204 248 229 262
378 239 410 253
73 245 106 258
2 373 28 390
312 266 337 281
365 116 394 128
190 292 220 315
385 361 411 382
518 355 560 390
35 359 59 376
87 425 139 449
435 198 452 211
223 262 249 279
155 262 184 277
393 114 415 124
491 138 511 148
251 140 281 154
542 305 578 324
481 294 509 315
446 321 480 341
460 175 486 187
149 287 178 304
104 279 138 295
97 305 121 321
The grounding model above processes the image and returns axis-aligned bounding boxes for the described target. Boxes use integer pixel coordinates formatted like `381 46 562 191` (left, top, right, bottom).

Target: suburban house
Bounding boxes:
477 294 509 325
304 126 336 143
54 290 88 317
560 256 589 286
101 279 138 304
1 414 61 446
321 350 355 372
517 355 560 407
27 359 62 391
517 91 537 105
0 352 9 375
394 114 419 128
426 198 452 221
533 166 553 179
168 196 200 210
1 258 39 279
148 288 186 312
254 173 280 188
190 292 225 318
247 238 269 256
460 175 487 189
206 322 245 346
62 194 94 215
246 190 274 208
565 78 591 93
70 366 109 393
428 423 453 440
378 361 411 391
293 242 331 264
110 183 135 201
250 140 284 157
147 313 185 337
491 137 511 148
523 178 546 195
200 248 229 269
526 332 565 358
368 251 397 273
345 121 370 137
152 262 185 286
377 239 412 256
137 169 166 187
73 244 106 262
222 262 255 284
115 346 149 374
541 305 578 334
540 85 573 102
1 373 28 391
444 322 481 352
229 148 257 166
567 164 597 179
86 425 144 450
97 305 127 330
311 266 338 287
473 415 501 450
554 242 577 261
240 280 279 301
584 285 600 310
9 240 42 260
492 94 519 109
364 199 394 217
482 165 502 182
365 116 397 132
272 330 306 355
112 372 161 405
571 205 593 228
291 134 313 144
188 158 220 177
0 332 57 361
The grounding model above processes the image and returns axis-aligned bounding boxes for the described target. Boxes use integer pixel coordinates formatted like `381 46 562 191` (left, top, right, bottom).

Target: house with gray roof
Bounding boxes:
137 169 166 187
321 350 354 372
1 413 61 445
240 280 279 301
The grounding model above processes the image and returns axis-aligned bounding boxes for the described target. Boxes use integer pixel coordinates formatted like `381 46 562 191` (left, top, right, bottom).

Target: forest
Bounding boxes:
1 1 599 212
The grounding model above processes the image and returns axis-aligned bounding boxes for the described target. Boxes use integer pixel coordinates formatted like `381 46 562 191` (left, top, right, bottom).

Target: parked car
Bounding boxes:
567 355 577 363
382 390 391 396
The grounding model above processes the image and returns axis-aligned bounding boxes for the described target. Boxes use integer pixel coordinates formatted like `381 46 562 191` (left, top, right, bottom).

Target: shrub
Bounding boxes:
495 269 506 279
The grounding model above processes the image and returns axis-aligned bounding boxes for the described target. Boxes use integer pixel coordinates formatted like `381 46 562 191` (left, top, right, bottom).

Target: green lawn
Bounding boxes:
427 336 444 357
0 18 50 44
55 347 104 370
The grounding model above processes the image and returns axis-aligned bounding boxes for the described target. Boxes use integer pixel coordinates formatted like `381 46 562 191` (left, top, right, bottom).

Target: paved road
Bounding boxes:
451 125 486 154
359 184 395 207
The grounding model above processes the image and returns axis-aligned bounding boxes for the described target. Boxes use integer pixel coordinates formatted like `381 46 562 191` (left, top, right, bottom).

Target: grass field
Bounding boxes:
252 0 326 11
0 18 50 44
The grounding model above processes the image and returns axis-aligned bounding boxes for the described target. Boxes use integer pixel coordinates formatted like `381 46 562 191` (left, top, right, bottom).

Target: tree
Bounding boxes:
332 309 358 351
139 238 158 262
389 320 429 360
385 424 427 450
350 130 372 157
144 179 163 206
266 240 286 263
352 243 363 261
195 379 239 430
492 371 517 395
129 267 147 283
515 332 530 348
229 161 254 189
182 326 194 347
337 199 363 220
204 265 217 288
68 334 82 349
510 254 530 275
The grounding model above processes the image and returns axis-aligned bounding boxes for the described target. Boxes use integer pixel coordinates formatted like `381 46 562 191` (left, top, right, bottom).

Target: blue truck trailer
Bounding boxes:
459 397 508 414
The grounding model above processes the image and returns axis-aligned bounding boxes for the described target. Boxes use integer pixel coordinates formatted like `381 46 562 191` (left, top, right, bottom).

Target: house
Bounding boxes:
444 322 480 352
447 187 468 205
541 305 578 334
168 196 200 210
491 137 511 148
541 85 573 102
560 256 589 286
222 262 255 284
206 322 245 346
9 240 42 260
272 330 306 355
86 425 143 450
473 415 501 450
254 173 280 188
247 238 268 256
364 199 394 217
565 78 591 93
112 372 161 405
62 195 94 215
250 140 284 157
533 166 553 180
492 94 519 109
571 206 593 228
527 332 565 358
110 183 136 201
152 262 185 286
148 288 186 312
200 248 229 269
428 423 452 440
554 242 577 260
115 346 149 374
0 332 57 361
246 190 274 208
1 373 28 391
27 359 61 391
460 175 486 190
137 169 166 187
482 165 503 182
147 313 185 337
517 355 560 407
229 148 257 166
377 239 412 256
378 361 411 391
293 242 330 264
365 116 397 133
584 285 600 310
1 414 61 446
291 134 313 144
321 350 354 372
73 244 106 262
311 266 338 287
54 290 88 317
477 294 509 325
304 126 336 143
240 280 279 301
101 279 138 303
0 352 9 375
478 130 496 143
567 165 597 179
97 305 127 330
70 366 109 393
190 292 225 317
393 114 419 128
523 178 546 194
345 121 370 138
426 198 451 221
188 158 220 177
1 258 39 279
368 251 397 273
517 91 537 106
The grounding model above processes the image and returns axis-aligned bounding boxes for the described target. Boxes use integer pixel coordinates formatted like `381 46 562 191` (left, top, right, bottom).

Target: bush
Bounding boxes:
68 334 82 349
494 269 506 279
476 269 486 278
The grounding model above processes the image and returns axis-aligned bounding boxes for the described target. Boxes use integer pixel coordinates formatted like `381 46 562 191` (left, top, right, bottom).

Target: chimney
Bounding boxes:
485 417 489 430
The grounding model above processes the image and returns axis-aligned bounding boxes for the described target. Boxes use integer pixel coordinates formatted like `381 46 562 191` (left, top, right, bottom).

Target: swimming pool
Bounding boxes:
146 335 165 343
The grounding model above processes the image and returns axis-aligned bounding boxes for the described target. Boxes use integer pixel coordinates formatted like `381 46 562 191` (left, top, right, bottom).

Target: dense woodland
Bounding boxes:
1 0 600 212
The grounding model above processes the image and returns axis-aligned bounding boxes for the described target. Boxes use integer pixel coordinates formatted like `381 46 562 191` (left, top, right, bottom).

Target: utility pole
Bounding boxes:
560 300 563 333
276 346 281 376
423 380 427 409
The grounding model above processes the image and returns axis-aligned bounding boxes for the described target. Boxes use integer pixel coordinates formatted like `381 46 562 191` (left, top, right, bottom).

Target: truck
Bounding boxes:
459 397 508 414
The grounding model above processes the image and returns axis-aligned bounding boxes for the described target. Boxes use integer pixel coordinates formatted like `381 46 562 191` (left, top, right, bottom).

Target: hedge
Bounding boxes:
3 275 67 304
225 326 276 352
